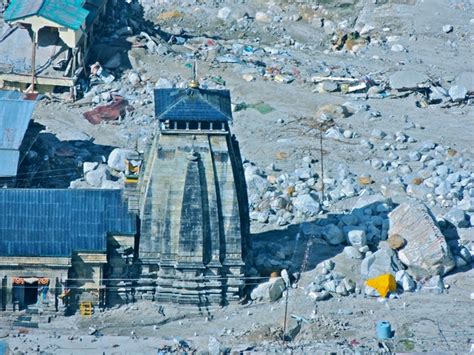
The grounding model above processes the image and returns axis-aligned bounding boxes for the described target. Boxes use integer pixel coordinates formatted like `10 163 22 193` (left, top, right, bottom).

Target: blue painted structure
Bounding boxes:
0 189 136 257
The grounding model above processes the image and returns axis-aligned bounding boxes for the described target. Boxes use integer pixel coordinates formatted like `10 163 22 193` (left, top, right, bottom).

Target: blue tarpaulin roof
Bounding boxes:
4 0 89 31
0 90 38 177
0 189 136 257
154 88 233 122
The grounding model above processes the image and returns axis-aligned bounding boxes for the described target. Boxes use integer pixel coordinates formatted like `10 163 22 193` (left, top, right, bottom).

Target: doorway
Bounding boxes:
24 281 38 306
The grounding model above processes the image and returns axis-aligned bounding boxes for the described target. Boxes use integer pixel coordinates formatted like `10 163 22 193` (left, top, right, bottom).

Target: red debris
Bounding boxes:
83 95 133 125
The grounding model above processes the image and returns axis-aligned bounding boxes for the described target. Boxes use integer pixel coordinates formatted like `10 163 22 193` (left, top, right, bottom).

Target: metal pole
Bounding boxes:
31 31 37 92
320 131 325 202
283 285 289 342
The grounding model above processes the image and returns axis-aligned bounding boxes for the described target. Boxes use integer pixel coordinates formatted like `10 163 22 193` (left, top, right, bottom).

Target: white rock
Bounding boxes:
343 246 363 259
217 7 232 21
391 44 405 52
108 148 135 172
250 277 286 302
448 85 467 101
442 24 453 33
255 11 270 22
347 230 367 247
83 162 98 174
128 71 141 86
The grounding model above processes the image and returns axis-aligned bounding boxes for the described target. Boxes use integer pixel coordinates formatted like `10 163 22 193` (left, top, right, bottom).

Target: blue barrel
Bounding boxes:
0 340 9 355
376 321 393 339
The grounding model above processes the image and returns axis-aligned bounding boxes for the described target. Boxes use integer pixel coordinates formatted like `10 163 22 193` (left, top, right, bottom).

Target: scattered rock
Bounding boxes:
250 277 286 302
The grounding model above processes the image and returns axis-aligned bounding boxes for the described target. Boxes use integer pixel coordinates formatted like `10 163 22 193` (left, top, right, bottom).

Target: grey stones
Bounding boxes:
308 290 331 301
360 247 403 279
448 85 467 101
217 7 232 21
347 230 367 248
371 129 386 139
395 270 416 292
389 70 429 90
293 194 320 216
420 275 444 294
250 277 286 302
128 71 141 86
388 203 455 278
322 224 345 245
390 44 405 52
343 246 363 259
456 71 474 93
85 164 110 187
444 208 470 228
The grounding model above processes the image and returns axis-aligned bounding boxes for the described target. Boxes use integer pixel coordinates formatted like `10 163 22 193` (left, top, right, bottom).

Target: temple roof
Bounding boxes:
154 88 233 123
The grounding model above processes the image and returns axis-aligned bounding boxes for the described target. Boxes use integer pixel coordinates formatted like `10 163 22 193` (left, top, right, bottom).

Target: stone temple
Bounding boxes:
130 84 251 305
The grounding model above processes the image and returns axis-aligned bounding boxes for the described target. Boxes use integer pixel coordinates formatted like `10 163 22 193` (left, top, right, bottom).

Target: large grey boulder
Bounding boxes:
250 277 286 302
361 247 404 279
389 70 430 90
293 194 320 216
388 203 455 278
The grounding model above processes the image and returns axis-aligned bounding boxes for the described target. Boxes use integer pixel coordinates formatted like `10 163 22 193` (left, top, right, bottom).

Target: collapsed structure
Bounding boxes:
0 0 108 93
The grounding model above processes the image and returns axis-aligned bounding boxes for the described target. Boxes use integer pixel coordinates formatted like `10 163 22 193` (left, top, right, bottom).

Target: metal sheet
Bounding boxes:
154 88 233 122
0 189 136 257
0 149 19 177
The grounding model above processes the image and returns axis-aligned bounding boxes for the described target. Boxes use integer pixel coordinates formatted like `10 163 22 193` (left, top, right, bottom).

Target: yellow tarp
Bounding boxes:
365 274 396 298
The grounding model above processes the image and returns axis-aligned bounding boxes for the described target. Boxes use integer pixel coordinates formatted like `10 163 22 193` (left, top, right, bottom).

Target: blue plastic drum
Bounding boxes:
376 321 393 339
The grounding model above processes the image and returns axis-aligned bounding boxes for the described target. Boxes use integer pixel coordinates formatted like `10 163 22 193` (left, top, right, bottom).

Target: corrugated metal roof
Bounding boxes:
4 0 89 31
154 88 233 122
0 150 20 177
0 189 136 257
0 90 37 177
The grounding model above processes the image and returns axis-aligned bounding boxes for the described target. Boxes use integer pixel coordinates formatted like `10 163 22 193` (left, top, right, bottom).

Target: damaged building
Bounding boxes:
0 90 41 187
0 0 109 94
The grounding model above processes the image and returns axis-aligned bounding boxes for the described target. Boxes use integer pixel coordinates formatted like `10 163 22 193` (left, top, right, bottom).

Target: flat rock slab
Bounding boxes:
389 70 430 90
388 203 455 278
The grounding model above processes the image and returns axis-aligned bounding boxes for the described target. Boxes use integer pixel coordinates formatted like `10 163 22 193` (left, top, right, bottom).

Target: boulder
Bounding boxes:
360 247 404 279
448 85 467 101
387 234 406 250
388 203 455 278
347 229 367 247
389 70 429 90
85 164 110 187
108 148 135 172
250 277 286 302
395 270 416 292
293 194 320 216
343 246 363 259
322 224 345 245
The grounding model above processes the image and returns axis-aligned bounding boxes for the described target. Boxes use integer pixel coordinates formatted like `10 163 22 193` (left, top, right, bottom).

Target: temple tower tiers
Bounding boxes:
137 87 251 305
